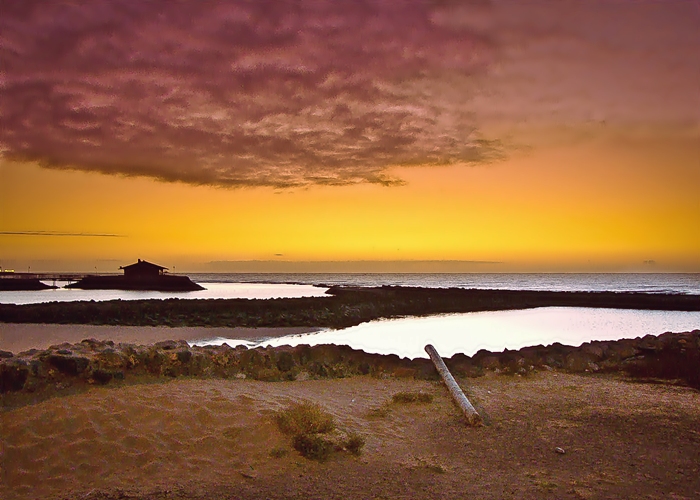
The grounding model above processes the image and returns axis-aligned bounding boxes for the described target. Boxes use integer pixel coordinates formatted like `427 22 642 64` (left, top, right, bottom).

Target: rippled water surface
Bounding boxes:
189 272 700 294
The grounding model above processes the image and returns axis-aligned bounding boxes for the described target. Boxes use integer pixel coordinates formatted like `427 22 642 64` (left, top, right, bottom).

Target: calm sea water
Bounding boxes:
189 273 700 294
192 307 700 359
1 273 698 305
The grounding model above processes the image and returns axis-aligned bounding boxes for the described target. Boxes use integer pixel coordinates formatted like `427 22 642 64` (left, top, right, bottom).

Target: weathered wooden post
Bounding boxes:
425 344 482 427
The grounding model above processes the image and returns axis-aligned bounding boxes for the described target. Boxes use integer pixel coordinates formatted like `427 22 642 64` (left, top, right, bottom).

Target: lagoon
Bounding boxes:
192 307 700 359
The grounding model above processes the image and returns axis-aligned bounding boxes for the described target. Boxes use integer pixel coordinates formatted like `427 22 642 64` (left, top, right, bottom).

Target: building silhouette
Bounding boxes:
119 259 167 279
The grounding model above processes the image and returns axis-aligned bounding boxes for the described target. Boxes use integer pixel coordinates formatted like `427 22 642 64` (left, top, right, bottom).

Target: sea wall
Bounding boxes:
2 331 699 400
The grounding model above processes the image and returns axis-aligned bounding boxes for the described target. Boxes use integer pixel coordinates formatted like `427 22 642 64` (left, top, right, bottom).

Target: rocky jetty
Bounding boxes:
0 278 56 291
2 331 698 402
65 274 204 292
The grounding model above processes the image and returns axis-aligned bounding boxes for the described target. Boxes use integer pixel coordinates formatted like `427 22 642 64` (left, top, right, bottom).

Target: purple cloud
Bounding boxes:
0 0 501 188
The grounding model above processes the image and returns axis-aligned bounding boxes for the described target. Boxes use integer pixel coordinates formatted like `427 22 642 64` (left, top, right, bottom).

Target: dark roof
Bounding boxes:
119 259 168 271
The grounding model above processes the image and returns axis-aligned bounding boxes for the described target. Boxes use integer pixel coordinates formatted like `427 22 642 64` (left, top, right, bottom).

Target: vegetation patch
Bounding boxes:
365 391 433 419
275 401 365 461
344 432 366 455
407 456 449 474
366 405 391 419
292 433 335 462
276 401 336 436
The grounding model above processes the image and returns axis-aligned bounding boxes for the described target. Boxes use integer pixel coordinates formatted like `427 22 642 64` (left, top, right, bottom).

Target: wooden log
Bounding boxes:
425 344 482 427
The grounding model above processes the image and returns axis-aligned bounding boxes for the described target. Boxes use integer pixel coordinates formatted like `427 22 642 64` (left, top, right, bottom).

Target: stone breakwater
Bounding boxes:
1 331 699 398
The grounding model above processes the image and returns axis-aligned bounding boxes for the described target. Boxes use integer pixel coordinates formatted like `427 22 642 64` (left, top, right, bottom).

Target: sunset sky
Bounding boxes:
1 0 699 273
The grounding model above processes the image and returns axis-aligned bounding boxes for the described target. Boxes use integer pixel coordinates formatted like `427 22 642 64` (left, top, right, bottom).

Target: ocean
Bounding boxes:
1 273 699 305
188 272 700 295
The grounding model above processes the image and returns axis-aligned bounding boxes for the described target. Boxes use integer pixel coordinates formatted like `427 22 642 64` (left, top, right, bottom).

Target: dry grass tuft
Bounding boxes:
275 401 336 436
366 405 391 418
292 433 335 461
344 432 366 455
275 401 365 461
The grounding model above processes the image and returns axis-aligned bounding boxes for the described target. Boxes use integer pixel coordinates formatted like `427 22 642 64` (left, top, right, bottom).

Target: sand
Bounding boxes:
0 323 323 354
3 322 700 498
3 371 700 499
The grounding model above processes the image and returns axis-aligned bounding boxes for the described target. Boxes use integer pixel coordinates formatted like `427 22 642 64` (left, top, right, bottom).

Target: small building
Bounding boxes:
119 259 167 279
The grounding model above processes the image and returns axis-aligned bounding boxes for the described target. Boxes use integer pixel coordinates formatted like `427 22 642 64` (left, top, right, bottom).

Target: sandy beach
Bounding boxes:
3 371 700 500
0 323 322 354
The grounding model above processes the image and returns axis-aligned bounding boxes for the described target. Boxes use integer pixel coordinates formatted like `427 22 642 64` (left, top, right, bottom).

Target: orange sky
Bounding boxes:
1 1 698 273
2 126 698 273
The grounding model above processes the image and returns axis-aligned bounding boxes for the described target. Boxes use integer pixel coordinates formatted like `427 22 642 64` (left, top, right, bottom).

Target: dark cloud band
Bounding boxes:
0 0 500 188
0 231 124 238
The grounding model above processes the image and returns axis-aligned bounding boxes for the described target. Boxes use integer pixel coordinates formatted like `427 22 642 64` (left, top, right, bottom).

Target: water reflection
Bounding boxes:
193 307 700 359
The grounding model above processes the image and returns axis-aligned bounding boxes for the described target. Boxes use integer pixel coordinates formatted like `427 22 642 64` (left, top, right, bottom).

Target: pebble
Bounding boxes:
555 447 566 454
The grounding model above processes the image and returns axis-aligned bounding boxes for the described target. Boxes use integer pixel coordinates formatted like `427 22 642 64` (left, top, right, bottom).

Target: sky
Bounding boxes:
1 0 699 273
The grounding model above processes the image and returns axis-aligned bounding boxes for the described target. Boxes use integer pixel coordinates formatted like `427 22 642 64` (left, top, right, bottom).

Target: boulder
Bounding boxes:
580 342 606 361
637 334 660 352
45 354 90 376
275 350 296 373
175 349 193 364
606 339 639 360
564 352 598 373
95 348 127 370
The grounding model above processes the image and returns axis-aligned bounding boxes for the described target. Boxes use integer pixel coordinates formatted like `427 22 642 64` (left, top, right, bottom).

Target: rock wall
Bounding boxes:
1 331 699 398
